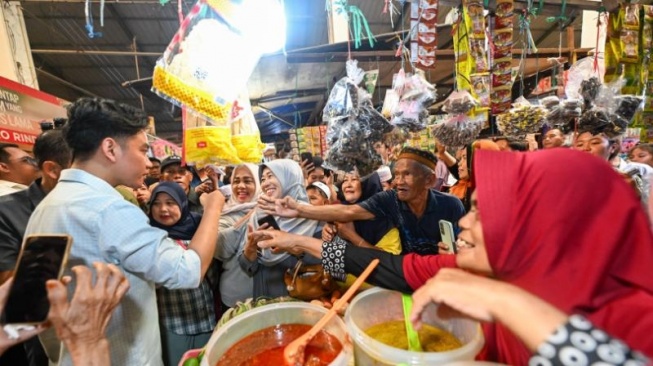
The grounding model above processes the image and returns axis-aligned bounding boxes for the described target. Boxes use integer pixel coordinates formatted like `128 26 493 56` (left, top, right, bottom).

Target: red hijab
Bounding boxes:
474 149 653 364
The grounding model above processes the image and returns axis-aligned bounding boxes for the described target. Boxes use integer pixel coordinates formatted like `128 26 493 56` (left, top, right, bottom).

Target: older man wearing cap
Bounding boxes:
259 147 465 255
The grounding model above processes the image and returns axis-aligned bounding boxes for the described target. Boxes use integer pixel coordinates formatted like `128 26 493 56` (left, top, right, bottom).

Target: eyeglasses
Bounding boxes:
10 156 38 167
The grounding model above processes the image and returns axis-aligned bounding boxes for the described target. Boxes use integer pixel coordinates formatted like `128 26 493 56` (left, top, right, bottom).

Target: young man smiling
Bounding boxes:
259 147 465 255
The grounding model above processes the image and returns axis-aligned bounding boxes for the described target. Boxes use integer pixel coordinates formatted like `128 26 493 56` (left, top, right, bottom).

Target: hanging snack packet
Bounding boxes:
390 71 436 132
323 60 393 177
432 91 484 148
183 109 241 166
153 0 268 122
496 97 547 137
323 59 366 123
230 92 265 163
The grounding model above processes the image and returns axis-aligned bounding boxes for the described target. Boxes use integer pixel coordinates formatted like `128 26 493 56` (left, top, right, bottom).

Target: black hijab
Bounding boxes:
342 172 395 245
149 182 202 240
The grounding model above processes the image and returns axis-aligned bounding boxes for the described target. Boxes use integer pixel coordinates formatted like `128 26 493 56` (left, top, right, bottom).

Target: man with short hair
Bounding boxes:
144 157 161 186
0 143 40 196
542 128 566 149
158 155 205 214
0 130 71 366
259 147 465 255
25 98 225 366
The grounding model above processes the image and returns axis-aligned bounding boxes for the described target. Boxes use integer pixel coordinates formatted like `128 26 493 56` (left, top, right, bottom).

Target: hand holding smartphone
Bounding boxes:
2 235 72 325
257 215 280 230
439 220 457 254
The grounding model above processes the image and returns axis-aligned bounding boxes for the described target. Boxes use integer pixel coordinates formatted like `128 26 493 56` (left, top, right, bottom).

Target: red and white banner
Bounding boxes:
0 76 67 150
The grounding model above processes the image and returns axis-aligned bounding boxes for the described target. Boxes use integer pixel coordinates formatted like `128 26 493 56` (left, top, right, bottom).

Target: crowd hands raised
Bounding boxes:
0 96 651 366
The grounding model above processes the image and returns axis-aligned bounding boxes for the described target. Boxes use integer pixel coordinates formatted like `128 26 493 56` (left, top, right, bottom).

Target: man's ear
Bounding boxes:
0 163 9 174
41 161 59 181
100 138 120 163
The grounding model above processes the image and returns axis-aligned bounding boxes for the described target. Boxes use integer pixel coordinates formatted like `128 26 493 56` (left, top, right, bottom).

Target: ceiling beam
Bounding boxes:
534 12 578 46
287 48 593 63
32 49 162 57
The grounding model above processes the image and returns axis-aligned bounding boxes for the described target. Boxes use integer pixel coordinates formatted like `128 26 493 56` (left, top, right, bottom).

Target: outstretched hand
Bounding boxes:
257 195 300 218
255 230 304 256
46 263 129 346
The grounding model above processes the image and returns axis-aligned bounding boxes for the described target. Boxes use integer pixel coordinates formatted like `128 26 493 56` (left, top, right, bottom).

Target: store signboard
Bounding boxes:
0 76 67 150
149 137 181 160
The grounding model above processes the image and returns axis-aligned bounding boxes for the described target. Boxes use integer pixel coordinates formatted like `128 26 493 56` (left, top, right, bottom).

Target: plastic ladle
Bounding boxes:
283 259 380 366
402 293 423 352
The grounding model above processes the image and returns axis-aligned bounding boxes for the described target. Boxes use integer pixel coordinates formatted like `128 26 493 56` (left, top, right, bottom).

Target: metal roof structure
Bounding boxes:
18 0 607 143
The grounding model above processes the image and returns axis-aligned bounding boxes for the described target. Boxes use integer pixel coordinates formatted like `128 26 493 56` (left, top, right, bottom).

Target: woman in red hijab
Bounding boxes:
416 148 653 363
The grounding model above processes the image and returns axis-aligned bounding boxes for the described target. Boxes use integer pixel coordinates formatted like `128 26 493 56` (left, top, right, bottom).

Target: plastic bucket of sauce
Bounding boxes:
345 287 484 365
202 302 352 366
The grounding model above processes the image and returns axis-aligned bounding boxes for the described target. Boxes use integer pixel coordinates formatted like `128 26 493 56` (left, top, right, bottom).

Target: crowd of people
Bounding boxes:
0 96 651 366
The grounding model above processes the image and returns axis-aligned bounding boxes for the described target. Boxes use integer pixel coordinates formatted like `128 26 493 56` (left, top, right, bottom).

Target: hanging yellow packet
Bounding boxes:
183 109 241 166
230 92 265 163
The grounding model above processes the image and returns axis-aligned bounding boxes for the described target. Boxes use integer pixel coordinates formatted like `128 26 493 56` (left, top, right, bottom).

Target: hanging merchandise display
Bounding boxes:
410 0 439 69
541 95 582 131
496 97 547 137
230 92 265 163
389 69 437 133
322 60 393 177
578 77 643 138
152 0 284 122
491 0 515 115
183 108 241 166
432 90 486 148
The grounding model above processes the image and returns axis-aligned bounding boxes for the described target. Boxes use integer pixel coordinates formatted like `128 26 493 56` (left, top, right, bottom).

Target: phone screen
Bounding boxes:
3 235 71 324
257 215 280 230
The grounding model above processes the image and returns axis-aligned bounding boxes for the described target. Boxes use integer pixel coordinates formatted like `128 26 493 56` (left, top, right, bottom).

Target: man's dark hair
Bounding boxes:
33 130 72 169
507 138 529 152
0 143 19 163
63 98 148 161
149 157 161 164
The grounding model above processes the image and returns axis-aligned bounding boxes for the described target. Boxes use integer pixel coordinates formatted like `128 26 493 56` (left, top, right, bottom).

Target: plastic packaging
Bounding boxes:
496 97 547 137
230 93 265 163
390 70 437 132
202 302 352 366
152 0 262 122
345 288 484 366
323 60 393 177
432 91 484 148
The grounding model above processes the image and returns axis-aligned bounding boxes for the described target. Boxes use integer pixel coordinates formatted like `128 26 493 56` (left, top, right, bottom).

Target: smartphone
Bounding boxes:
257 215 280 230
2 235 72 325
439 220 457 254
300 152 313 163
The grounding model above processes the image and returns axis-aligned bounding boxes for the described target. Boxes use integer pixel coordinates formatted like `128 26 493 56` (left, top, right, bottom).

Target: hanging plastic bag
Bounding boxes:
152 0 265 122
183 109 241 166
390 70 436 132
496 97 547 137
323 60 367 124
432 91 483 148
230 92 265 163
322 60 392 177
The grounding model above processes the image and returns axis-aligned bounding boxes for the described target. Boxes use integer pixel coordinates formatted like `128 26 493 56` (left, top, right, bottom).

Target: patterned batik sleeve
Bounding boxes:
321 236 348 281
529 314 650 366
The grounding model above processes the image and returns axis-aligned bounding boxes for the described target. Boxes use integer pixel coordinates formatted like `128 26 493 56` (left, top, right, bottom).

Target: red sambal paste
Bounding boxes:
216 323 342 366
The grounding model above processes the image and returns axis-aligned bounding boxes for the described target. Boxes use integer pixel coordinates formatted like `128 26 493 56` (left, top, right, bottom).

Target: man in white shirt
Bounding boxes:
25 98 224 366
0 143 40 196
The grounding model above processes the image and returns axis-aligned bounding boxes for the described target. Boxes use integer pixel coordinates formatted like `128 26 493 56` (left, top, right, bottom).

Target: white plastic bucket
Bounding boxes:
345 287 485 365
202 302 352 366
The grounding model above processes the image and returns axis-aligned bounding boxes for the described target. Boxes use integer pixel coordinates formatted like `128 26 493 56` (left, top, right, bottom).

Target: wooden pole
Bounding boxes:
567 25 577 64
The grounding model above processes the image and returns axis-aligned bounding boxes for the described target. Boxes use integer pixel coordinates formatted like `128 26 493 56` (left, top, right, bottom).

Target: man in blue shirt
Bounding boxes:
25 98 225 366
259 147 465 255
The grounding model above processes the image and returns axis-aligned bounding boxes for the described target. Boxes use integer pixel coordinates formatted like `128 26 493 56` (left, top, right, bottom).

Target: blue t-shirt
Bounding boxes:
358 189 465 255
